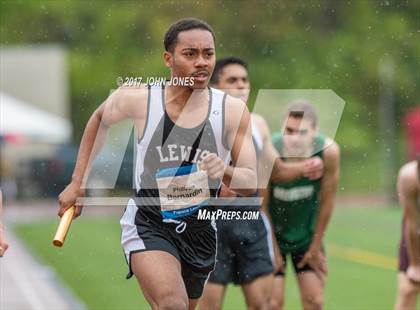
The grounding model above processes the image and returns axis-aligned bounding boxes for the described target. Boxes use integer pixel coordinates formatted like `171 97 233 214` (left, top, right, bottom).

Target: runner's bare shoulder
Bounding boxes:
398 161 418 192
106 84 149 120
251 113 270 139
323 137 340 159
224 95 250 125
223 94 251 148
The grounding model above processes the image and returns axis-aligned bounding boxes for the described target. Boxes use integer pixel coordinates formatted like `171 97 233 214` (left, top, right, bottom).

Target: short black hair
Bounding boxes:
210 56 248 85
285 100 318 128
164 18 215 53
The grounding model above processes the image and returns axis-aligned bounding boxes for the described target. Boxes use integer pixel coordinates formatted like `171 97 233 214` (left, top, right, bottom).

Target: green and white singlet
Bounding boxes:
269 133 325 253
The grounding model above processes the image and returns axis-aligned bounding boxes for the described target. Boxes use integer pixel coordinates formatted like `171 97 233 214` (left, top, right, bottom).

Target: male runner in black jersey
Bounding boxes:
199 57 324 310
57 18 257 310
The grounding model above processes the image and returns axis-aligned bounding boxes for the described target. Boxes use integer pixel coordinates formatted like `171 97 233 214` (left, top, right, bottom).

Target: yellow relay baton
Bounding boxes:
52 206 76 247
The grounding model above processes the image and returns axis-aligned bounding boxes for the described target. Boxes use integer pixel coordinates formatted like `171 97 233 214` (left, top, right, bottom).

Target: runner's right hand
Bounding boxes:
275 254 285 274
273 245 285 274
58 183 85 219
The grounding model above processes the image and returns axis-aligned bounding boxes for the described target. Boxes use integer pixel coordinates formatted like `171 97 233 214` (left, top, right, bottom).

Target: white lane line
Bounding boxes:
1 228 46 310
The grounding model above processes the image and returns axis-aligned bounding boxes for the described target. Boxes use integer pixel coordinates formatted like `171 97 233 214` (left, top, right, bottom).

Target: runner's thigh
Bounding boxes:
131 250 188 307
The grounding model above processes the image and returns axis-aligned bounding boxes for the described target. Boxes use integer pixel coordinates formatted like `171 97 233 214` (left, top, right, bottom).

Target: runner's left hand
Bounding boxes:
219 183 237 197
303 156 324 180
0 225 9 257
298 246 328 282
200 153 226 180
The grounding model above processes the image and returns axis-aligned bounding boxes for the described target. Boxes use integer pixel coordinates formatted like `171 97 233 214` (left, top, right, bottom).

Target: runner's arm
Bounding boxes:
223 97 257 196
310 141 340 250
255 114 322 185
398 164 420 267
58 87 147 216
261 186 284 272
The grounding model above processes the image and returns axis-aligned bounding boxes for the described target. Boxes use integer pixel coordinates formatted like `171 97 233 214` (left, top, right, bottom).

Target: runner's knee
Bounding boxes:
199 297 223 310
269 295 284 310
199 301 222 310
246 290 272 310
155 294 188 310
302 294 323 310
247 297 270 310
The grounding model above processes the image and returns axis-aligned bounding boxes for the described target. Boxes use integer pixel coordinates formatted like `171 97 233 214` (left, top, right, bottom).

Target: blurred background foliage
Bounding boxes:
1 0 419 193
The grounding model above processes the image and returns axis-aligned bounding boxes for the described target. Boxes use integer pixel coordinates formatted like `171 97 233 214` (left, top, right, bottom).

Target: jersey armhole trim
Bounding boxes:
137 85 151 144
206 87 213 126
272 134 284 159
161 84 165 111
221 93 229 150
313 135 325 159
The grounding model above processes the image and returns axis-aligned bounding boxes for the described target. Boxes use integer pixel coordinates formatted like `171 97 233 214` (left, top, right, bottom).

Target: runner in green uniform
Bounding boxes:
263 101 340 310
270 133 325 254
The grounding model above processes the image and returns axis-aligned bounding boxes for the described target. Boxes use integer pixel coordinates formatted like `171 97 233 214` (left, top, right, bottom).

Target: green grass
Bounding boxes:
14 205 410 309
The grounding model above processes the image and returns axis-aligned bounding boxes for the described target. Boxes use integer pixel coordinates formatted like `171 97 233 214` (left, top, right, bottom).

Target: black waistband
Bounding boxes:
135 202 213 230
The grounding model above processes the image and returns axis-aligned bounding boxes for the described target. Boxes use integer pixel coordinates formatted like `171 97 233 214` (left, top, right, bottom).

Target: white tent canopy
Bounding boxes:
0 91 71 143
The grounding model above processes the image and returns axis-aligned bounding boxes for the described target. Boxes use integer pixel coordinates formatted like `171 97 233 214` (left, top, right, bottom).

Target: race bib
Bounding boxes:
155 164 210 219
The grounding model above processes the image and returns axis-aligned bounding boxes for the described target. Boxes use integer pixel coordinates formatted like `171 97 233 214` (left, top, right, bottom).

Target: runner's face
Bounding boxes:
164 29 215 89
282 116 317 157
214 64 250 102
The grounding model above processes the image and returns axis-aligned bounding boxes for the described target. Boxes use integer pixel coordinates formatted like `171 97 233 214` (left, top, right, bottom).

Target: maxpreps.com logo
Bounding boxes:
197 209 260 221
